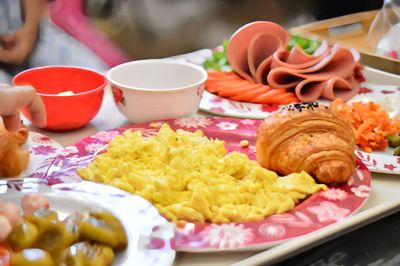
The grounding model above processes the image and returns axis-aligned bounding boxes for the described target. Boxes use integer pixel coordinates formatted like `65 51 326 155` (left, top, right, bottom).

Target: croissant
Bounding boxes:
0 124 30 177
256 102 356 184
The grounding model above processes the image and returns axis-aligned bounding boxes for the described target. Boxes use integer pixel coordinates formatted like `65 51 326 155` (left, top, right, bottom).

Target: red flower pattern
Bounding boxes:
111 85 125 105
261 104 279 113
381 90 395 94
358 87 373 94
384 164 397 171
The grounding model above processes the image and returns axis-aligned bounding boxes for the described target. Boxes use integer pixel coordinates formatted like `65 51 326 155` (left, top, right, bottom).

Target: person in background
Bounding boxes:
0 84 46 132
0 0 108 84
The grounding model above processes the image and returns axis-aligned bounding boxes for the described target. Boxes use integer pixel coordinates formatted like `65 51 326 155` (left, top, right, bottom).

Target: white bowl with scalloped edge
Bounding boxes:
107 59 207 123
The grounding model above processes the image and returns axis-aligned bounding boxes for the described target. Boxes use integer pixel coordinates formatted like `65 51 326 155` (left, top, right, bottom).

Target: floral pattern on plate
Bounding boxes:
0 179 176 266
4 132 63 180
44 117 371 252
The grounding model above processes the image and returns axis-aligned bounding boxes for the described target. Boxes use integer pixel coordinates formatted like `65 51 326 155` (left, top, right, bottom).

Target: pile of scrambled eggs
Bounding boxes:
77 124 327 224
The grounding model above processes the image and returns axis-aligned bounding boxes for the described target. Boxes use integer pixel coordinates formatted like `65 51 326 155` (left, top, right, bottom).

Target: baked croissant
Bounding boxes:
0 124 30 177
256 102 356 184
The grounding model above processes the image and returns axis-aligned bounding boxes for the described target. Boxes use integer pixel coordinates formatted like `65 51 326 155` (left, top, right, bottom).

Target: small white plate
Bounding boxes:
0 180 176 266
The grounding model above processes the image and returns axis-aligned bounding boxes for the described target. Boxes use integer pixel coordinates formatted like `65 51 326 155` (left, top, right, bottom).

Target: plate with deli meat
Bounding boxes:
44 111 371 252
175 21 400 174
0 180 175 266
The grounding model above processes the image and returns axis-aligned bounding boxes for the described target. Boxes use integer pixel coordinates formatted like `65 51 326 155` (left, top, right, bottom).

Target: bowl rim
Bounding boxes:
107 59 208 92
12 65 108 97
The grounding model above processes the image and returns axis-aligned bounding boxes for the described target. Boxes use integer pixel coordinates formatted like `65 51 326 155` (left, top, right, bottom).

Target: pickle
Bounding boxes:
7 221 39 251
11 248 55 266
61 242 114 266
387 135 400 148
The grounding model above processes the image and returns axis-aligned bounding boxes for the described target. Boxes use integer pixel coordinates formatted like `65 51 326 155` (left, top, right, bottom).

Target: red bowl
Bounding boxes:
12 66 107 131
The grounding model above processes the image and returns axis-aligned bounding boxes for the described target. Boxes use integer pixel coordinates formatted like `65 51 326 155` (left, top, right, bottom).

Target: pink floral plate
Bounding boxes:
44 116 371 252
3 132 64 180
0 179 176 266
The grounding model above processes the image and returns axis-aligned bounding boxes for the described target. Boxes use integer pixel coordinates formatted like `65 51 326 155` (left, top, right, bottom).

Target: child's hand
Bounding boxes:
0 84 46 132
0 24 39 65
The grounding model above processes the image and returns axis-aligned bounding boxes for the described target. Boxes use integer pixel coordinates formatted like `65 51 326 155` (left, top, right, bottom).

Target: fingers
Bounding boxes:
2 114 22 133
1 86 46 131
26 90 46 128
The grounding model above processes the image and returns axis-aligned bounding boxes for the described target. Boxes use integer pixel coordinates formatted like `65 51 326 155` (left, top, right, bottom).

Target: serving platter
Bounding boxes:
44 116 370 252
0 179 176 266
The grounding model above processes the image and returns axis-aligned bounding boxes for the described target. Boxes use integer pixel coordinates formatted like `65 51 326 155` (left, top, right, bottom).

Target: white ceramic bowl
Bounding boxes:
107 59 208 123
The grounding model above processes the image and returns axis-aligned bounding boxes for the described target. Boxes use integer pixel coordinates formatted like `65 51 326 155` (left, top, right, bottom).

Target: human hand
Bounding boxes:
0 84 46 132
0 24 39 65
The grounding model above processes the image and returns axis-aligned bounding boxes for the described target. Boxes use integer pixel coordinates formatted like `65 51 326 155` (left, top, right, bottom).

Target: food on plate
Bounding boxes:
256 102 356 184
206 70 298 104
62 242 114 265
77 124 327 224
394 147 400 156
0 193 127 266
0 216 12 242
330 99 400 152
0 200 23 227
0 245 10 266
21 193 50 215
204 21 362 104
11 249 54 266
0 124 29 177
387 135 400 148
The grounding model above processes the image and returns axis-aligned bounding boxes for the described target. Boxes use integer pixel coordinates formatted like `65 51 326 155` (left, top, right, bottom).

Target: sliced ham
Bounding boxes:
294 76 360 102
270 45 331 70
227 21 289 83
247 32 283 83
226 21 362 103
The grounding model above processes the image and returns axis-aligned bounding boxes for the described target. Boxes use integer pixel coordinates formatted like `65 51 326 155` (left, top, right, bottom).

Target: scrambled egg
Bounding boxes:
77 125 327 224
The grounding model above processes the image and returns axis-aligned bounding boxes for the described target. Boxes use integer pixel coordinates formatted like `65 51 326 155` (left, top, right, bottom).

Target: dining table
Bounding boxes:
21 50 400 266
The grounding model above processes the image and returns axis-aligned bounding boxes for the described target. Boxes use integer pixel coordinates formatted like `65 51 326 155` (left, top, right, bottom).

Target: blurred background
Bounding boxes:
77 0 384 60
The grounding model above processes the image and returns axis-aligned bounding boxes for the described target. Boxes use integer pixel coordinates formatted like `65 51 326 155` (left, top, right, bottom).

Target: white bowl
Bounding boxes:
107 59 208 123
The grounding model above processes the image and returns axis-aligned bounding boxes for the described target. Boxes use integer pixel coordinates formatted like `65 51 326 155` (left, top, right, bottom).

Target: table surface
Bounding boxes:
23 65 400 266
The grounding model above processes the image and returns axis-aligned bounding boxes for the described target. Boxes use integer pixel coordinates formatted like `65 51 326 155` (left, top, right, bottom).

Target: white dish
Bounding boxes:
0 180 176 266
107 59 207 124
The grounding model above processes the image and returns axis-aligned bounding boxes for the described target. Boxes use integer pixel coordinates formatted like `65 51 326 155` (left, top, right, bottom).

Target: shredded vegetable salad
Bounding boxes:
330 99 400 153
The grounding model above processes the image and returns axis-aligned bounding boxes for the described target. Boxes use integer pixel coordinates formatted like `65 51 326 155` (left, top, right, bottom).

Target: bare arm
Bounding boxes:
21 0 46 36
0 0 46 65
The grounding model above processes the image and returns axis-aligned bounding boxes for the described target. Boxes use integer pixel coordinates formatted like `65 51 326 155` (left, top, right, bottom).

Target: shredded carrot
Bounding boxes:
330 98 400 152
206 71 299 104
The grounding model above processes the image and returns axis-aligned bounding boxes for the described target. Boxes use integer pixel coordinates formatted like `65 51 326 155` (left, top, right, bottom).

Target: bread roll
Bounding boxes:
256 102 356 183
0 124 29 177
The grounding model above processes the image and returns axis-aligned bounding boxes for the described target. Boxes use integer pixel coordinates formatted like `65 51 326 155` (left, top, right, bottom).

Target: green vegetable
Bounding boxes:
204 35 321 71
288 35 321 55
203 40 231 71
387 135 400 148
394 147 400 156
